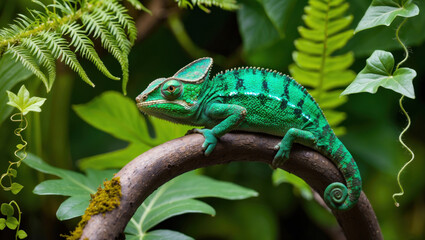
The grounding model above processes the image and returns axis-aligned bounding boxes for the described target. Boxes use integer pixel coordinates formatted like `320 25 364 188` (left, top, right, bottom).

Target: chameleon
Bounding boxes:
135 57 362 210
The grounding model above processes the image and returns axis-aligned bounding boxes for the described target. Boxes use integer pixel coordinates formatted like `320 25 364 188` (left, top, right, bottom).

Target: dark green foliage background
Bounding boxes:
0 0 424 239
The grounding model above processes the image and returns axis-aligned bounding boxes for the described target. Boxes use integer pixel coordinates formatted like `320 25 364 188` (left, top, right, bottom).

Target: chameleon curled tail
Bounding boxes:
322 137 362 210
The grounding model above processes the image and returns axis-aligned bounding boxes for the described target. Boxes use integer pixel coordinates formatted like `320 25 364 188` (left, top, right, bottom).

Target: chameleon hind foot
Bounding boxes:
188 128 217 156
271 143 290 169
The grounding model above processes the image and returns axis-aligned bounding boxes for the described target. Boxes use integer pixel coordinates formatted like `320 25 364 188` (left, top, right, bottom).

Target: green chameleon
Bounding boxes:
136 57 361 210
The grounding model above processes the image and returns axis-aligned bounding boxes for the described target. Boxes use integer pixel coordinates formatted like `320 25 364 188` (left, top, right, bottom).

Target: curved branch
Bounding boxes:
80 132 382 240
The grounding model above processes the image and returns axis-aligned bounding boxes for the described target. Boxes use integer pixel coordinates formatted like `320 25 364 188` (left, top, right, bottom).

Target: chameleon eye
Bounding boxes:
161 80 183 100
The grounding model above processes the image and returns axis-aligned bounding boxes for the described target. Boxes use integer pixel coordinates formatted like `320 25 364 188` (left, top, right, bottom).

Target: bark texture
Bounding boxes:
80 132 382 240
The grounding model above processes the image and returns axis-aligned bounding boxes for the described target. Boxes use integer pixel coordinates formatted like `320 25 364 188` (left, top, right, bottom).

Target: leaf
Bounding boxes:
0 53 33 126
272 169 313 200
176 0 238 12
23 153 117 220
0 218 5 230
6 216 18 230
78 143 150 170
73 91 150 144
9 169 17 178
6 85 46 115
289 0 355 135
75 91 192 170
11 182 23 195
1 203 14 217
237 0 297 53
17 229 28 239
355 0 419 33
141 230 193 240
341 50 416 99
125 171 258 238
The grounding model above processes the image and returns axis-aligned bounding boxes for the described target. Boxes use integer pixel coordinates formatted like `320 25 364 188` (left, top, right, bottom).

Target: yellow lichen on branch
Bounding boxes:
62 177 122 240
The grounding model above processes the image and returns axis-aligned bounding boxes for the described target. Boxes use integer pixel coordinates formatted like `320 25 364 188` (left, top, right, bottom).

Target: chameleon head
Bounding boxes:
136 57 213 122
136 78 199 120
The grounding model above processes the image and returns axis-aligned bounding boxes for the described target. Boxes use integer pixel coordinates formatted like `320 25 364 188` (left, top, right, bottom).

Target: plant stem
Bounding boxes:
10 200 22 240
392 95 415 207
395 18 408 71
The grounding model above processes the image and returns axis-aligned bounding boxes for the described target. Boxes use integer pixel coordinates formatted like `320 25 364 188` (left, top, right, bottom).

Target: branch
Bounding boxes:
80 132 383 240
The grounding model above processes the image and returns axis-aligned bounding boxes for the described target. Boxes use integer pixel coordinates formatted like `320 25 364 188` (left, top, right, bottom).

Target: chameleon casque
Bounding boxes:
136 57 362 210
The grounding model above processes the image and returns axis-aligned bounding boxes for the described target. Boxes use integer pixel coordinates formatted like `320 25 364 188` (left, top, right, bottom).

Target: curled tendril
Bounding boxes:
324 182 348 209
0 113 27 191
391 17 415 208
392 96 415 207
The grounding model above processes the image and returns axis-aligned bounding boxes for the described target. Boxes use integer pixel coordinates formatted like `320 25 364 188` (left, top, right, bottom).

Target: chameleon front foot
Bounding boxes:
271 143 290 169
189 128 217 156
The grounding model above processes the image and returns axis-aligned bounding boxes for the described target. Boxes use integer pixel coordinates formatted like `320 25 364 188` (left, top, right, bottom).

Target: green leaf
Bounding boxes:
5 216 18 230
237 0 297 53
75 91 192 170
23 154 116 220
272 169 313 200
141 230 193 240
1 203 14 217
125 172 258 238
0 53 33 126
78 143 150 170
11 182 23 195
9 169 17 178
0 218 6 230
289 0 355 135
17 229 28 239
73 91 150 144
6 85 46 115
355 0 419 33
341 50 416 99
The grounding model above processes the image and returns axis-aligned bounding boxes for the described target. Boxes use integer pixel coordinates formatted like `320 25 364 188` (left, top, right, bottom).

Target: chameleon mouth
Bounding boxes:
137 99 194 110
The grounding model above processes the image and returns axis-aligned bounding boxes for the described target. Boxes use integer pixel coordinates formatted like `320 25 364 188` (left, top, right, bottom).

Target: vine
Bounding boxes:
341 0 418 206
0 85 46 239
391 18 414 207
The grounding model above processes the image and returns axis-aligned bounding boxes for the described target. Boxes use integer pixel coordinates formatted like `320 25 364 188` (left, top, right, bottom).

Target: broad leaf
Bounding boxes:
272 169 312 200
342 50 416 99
6 85 46 115
138 230 193 240
0 53 33 125
355 0 419 33
125 171 258 239
23 153 116 220
237 0 297 53
75 91 192 170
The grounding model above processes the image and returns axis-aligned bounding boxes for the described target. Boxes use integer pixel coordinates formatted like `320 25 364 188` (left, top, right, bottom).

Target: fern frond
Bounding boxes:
289 0 355 135
82 11 129 94
176 0 239 12
104 0 138 44
61 23 120 81
0 0 144 94
41 31 94 87
21 37 56 90
6 45 49 87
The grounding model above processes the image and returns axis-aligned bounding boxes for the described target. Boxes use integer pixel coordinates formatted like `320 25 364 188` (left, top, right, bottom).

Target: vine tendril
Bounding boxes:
0 113 28 190
391 17 415 207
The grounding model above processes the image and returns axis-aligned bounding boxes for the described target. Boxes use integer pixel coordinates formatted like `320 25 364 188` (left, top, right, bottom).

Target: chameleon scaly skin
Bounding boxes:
136 58 362 210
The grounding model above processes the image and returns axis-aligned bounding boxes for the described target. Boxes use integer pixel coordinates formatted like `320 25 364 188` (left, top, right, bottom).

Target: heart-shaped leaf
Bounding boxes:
6 216 18 230
0 218 6 230
11 182 24 195
17 229 28 239
355 0 419 33
1 203 14 217
341 50 415 98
